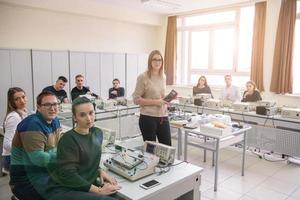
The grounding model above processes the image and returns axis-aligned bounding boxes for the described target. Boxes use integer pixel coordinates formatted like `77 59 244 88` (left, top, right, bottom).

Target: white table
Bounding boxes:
103 137 203 200
113 161 202 200
171 103 300 157
183 126 251 192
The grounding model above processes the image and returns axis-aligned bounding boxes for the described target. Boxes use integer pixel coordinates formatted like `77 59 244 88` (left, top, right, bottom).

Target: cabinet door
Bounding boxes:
51 51 70 97
32 50 52 105
85 53 100 96
113 53 126 94
126 54 138 98
0 50 11 124
100 53 113 99
69 52 85 90
10 50 34 111
138 53 148 74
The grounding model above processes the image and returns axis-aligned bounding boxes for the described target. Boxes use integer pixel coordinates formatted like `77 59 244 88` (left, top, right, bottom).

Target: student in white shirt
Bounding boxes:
2 87 27 172
221 74 240 102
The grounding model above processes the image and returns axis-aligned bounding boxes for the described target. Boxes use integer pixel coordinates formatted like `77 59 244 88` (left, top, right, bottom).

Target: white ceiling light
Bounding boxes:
141 0 181 10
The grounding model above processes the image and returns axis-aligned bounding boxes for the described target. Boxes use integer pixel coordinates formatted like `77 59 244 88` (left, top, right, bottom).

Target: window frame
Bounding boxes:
177 6 253 85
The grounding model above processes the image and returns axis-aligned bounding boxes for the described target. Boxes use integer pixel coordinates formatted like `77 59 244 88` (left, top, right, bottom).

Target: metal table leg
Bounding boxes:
177 128 182 160
242 131 247 176
184 131 188 162
204 136 207 162
214 138 220 192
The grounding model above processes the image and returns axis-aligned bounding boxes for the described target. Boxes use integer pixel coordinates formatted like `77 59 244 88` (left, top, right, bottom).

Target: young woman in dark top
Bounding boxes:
193 75 213 98
46 97 120 200
241 80 262 102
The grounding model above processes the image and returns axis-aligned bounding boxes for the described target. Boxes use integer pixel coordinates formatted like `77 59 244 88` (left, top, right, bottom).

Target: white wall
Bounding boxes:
0 3 165 53
168 0 300 107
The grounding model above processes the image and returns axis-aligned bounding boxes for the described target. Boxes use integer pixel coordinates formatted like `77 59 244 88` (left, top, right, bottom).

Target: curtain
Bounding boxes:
164 16 177 85
270 0 296 94
250 1 266 92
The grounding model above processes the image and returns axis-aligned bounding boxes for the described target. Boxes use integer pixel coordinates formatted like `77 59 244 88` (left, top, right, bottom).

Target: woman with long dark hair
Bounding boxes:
193 75 213 98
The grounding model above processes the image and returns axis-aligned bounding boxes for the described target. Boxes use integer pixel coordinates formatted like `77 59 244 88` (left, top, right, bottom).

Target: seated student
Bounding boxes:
193 75 213 98
71 74 99 101
10 91 62 200
108 79 125 99
43 76 69 103
221 75 240 102
46 97 120 200
2 87 28 173
241 80 262 102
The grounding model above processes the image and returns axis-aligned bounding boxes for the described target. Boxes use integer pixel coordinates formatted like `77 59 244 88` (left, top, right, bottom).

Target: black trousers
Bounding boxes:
11 182 45 200
139 115 171 146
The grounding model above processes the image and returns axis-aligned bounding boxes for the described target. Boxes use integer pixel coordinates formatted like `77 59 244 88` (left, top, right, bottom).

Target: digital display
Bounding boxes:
146 143 155 154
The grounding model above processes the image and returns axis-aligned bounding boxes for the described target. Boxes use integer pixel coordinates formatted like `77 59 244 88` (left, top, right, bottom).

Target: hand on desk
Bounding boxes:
98 182 121 195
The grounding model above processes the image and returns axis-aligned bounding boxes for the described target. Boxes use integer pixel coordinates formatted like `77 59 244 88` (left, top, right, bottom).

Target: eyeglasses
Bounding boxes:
151 59 162 62
40 103 60 109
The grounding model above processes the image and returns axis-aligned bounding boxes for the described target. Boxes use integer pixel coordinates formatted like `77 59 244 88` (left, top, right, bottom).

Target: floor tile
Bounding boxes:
272 164 300 185
219 171 268 194
246 186 288 200
245 159 285 176
203 186 243 200
259 177 299 195
290 187 300 199
239 195 256 200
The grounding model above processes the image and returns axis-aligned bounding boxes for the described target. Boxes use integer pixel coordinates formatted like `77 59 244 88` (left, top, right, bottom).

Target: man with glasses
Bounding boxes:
108 78 125 99
10 91 62 200
43 76 69 103
70 74 99 101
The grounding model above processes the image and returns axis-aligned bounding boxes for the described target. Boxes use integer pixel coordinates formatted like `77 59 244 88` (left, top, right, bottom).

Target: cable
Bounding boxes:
263 115 269 126
262 152 287 162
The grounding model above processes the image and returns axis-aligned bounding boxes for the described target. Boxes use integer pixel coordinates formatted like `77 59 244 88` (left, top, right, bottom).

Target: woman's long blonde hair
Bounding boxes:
146 50 164 78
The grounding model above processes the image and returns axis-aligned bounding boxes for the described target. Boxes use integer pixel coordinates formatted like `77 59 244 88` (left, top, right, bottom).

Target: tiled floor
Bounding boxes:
184 143 300 200
1 144 300 200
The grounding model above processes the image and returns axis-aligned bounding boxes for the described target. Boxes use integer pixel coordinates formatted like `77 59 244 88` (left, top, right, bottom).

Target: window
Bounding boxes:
292 2 300 94
177 6 254 86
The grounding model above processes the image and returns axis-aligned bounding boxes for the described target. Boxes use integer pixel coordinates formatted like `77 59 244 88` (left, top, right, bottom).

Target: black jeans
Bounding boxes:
139 115 171 146
11 182 45 200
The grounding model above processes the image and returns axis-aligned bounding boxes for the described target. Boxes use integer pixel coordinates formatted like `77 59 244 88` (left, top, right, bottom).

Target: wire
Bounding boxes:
262 152 287 162
263 115 269 126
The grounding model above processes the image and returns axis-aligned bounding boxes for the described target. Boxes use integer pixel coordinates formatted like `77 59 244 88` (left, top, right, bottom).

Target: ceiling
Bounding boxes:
94 0 257 15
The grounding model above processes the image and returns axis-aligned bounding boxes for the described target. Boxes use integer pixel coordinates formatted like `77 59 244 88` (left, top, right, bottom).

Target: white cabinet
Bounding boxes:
51 51 70 95
0 49 33 124
32 50 70 103
126 54 138 98
0 50 12 125
69 52 85 90
10 50 33 111
113 53 126 94
126 53 148 98
100 53 114 99
138 53 148 75
0 49 147 125
85 53 100 96
32 50 52 104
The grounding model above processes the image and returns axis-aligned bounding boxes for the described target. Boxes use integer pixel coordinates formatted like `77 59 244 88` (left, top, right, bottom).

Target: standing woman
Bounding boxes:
132 50 171 146
193 75 213 98
46 97 120 200
241 80 262 102
2 87 27 172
